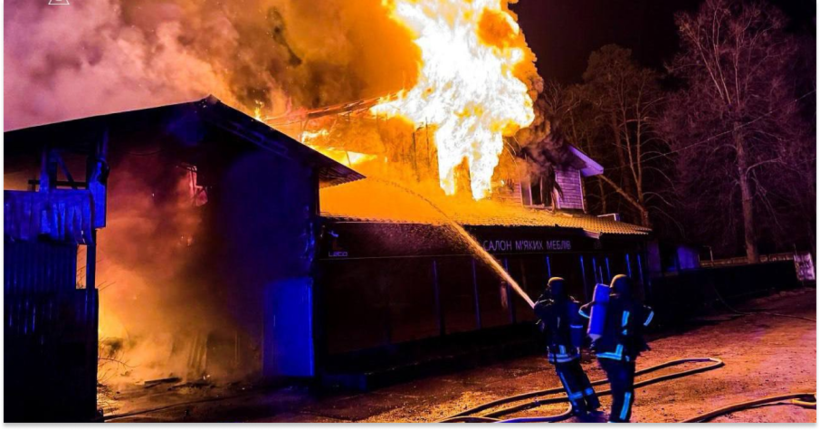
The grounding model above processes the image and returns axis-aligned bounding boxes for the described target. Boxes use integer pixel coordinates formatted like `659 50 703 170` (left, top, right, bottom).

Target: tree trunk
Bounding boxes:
599 175 652 228
640 208 651 229
610 112 631 191
734 124 759 263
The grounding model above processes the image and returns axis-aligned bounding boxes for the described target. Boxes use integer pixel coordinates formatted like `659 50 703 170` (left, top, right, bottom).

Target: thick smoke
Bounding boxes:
94 156 218 386
5 0 228 130
5 0 420 130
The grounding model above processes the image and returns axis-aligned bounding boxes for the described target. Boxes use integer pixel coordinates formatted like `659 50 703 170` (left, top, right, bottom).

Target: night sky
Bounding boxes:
511 0 816 83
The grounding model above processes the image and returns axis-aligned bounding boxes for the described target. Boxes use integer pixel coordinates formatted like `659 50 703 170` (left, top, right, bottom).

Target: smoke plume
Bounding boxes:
5 0 420 130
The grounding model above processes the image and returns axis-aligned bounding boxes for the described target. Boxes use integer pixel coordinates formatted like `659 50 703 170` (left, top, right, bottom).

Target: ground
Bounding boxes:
105 288 816 423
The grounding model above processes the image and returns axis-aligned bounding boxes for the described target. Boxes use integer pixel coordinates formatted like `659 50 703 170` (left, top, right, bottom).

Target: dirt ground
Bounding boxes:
105 288 816 423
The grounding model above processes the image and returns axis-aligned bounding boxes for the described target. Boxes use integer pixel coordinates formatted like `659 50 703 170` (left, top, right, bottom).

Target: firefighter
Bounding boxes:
533 277 601 417
579 274 655 423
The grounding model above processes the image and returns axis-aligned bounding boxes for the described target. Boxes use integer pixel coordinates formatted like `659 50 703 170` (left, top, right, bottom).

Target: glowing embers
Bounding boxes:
371 0 534 200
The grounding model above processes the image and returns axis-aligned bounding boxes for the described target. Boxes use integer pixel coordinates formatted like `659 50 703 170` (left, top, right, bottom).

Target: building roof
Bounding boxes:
567 145 605 177
319 179 650 237
322 211 650 237
4 96 364 188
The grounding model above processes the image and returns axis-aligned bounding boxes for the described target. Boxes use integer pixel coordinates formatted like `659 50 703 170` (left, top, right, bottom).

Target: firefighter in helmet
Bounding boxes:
533 277 601 417
579 274 655 423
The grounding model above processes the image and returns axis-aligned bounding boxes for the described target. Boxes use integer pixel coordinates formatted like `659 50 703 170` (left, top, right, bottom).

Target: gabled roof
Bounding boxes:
4 96 364 188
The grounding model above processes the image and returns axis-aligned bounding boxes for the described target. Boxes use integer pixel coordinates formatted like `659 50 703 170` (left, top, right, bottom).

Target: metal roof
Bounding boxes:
321 211 650 236
4 96 364 188
319 180 650 237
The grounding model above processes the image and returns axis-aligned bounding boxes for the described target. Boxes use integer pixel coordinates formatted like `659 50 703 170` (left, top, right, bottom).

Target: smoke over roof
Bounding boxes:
5 0 422 130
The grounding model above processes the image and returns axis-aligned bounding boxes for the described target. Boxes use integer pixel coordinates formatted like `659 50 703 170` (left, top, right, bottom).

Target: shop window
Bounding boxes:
385 258 438 344
549 253 587 302
506 255 549 323
437 257 479 334
323 260 390 355
474 259 512 328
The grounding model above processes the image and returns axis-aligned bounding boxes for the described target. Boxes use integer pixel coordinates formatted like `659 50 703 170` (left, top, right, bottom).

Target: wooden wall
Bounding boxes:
555 167 585 211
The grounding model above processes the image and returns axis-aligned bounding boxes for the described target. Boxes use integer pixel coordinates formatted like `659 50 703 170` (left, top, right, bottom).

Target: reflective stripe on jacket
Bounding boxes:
580 296 653 361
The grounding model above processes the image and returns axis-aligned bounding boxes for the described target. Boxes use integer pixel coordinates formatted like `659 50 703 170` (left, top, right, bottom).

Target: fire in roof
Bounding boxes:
5 96 365 189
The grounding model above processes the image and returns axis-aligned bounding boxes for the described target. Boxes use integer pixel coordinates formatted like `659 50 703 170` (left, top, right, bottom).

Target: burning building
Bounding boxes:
5 95 649 395
4 0 652 406
3 98 361 420
315 153 650 387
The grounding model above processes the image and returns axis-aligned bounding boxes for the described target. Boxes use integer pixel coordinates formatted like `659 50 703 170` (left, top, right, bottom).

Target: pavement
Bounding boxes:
105 287 816 423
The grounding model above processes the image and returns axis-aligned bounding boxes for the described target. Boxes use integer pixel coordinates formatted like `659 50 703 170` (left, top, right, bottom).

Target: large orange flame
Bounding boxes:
371 0 535 200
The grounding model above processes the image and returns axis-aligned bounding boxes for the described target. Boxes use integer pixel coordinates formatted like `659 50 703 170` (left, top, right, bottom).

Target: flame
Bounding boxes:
300 129 378 167
301 129 330 142
253 100 265 121
307 146 378 167
371 0 534 200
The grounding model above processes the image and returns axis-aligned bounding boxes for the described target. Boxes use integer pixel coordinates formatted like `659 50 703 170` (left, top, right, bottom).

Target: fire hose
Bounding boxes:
440 271 816 423
437 357 816 423
102 357 815 423
681 392 817 423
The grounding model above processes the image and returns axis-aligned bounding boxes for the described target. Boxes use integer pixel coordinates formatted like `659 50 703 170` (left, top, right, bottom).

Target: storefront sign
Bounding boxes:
482 239 572 253
794 252 815 281
320 223 602 260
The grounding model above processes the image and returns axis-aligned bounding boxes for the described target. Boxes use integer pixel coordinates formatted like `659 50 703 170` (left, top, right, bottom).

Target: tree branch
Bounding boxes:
644 191 676 207
745 157 783 176
598 174 646 214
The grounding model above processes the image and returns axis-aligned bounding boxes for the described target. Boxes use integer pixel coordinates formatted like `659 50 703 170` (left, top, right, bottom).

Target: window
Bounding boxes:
520 177 555 208
437 257 479 334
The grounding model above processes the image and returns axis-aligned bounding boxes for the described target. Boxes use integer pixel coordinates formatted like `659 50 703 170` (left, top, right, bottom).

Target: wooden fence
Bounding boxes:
4 239 98 422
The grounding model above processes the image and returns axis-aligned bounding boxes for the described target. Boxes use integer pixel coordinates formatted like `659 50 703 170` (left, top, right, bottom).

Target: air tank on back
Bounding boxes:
587 283 611 341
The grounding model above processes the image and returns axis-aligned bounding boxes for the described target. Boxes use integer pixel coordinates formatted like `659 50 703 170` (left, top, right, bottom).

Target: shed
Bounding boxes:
5 96 363 388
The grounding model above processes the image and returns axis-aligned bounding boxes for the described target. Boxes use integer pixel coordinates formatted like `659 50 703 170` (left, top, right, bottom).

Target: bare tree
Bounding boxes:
561 46 670 228
660 0 811 262
556 84 611 214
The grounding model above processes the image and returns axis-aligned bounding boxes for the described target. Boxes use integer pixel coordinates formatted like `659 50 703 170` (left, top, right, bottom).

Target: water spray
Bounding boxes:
368 178 535 308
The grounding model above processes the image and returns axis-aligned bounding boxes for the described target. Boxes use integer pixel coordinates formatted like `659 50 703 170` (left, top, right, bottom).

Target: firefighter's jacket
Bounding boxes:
534 296 585 364
580 295 654 362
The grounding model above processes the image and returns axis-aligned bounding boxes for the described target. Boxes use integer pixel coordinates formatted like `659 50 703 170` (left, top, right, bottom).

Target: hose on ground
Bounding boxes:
104 358 815 423
438 358 725 424
792 397 818 408
682 392 816 423
438 357 815 423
